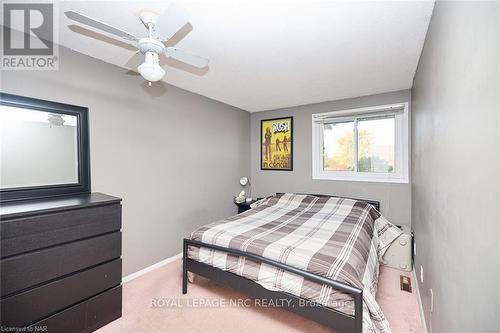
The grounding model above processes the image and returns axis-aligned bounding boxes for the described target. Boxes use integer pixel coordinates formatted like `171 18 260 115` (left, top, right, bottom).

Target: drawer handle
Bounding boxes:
399 240 408 246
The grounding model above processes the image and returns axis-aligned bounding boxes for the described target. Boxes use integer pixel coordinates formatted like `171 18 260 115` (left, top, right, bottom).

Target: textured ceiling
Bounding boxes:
56 0 434 112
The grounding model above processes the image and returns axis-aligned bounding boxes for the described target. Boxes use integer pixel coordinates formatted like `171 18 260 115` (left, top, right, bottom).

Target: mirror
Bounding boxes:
0 93 90 202
1 106 79 188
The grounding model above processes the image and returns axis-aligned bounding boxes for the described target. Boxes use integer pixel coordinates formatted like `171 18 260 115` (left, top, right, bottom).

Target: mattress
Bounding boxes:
188 193 401 333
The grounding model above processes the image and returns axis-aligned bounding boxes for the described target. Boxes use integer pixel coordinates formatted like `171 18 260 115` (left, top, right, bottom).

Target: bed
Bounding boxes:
183 193 401 333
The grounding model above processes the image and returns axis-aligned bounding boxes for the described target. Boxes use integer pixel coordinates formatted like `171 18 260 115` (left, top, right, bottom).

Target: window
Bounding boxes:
312 103 409 183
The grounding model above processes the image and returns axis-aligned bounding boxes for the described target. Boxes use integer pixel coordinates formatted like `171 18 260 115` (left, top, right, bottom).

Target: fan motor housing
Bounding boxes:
138 38 165 54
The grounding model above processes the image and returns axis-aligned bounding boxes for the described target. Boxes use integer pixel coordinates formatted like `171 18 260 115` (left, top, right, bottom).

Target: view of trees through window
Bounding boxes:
323 117 395 173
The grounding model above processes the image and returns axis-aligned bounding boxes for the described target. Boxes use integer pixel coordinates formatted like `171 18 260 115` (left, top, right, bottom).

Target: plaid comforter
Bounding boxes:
188 193 401 333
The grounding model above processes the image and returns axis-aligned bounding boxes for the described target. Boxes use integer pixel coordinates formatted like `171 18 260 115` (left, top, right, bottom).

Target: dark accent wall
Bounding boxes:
412 1 500 332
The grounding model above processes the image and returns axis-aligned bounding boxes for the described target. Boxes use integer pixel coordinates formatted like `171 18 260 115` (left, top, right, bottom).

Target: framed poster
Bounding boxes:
261 117 293 170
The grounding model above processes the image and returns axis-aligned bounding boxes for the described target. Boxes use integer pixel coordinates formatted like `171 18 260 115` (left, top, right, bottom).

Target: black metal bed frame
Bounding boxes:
182 195 380 333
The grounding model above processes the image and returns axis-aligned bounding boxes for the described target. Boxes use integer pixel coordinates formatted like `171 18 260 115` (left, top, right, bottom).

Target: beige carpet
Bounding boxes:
97 260 423 333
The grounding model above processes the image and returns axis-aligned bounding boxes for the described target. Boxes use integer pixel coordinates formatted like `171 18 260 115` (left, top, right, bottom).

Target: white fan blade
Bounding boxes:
65 11 138 41
166 47 209 68
124 51 144 70
155 3 191 40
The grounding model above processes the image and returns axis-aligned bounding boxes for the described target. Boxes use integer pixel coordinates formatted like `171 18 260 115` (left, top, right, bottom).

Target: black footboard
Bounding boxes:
182 238 363 333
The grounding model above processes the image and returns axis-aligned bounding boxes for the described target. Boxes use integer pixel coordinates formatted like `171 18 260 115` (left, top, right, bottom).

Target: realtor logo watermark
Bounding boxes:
1 1 59 70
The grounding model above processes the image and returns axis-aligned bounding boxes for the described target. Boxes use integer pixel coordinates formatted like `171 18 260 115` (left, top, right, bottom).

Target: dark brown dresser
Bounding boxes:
0 192 122 333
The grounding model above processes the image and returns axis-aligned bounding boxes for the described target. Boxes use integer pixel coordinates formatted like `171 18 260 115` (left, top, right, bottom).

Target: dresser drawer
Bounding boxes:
0 204 121 258
85 284 122 332
1 232 121 296
0 259 121 327
27 285 122 333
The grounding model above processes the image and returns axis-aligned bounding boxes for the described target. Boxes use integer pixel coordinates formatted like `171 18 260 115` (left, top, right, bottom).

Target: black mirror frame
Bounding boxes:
0 93 91 202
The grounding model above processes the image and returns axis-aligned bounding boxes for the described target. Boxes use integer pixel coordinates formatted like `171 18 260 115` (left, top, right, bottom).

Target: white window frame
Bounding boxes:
312 103 409 183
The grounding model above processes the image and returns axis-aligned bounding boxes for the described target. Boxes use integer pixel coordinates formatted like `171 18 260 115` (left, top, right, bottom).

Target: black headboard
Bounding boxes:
276 193 380 211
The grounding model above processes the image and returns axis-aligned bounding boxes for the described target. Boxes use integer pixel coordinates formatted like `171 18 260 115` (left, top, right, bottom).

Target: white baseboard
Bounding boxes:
122 252 183 284
413 269 428 333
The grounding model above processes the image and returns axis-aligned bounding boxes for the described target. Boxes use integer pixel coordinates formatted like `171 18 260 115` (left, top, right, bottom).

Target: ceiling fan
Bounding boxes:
65 3 209 84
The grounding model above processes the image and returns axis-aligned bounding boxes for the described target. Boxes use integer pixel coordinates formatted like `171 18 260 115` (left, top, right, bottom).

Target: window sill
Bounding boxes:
312 173 409 184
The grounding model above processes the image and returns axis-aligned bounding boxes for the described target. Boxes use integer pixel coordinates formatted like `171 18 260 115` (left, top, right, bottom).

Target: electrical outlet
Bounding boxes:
430 288 434 313
420 265 424 283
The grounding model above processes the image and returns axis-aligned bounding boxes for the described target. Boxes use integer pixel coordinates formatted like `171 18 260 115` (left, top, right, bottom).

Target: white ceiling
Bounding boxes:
56 0 434 112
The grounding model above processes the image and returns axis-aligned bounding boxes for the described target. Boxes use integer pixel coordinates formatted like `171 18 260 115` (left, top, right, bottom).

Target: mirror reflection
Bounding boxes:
0 105 79 189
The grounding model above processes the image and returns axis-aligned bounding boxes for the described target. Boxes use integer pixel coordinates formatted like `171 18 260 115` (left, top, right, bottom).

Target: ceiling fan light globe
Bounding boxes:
138 64 165 82
137 51 165 82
